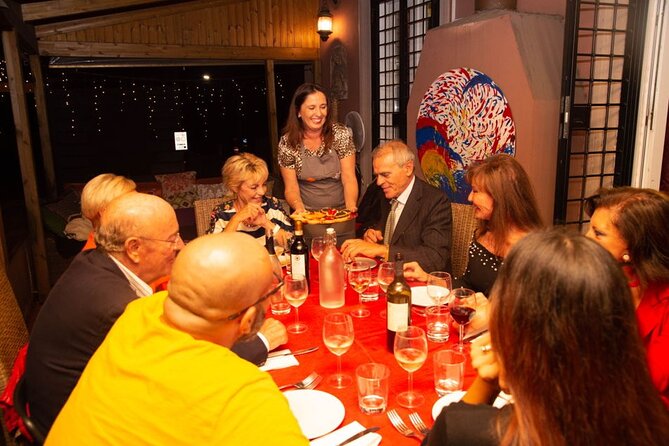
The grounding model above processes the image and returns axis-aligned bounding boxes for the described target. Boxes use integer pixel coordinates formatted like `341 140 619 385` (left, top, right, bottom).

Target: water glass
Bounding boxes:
311 236 325 261
425 305 450 342
355 363 390 414
433 349 465 396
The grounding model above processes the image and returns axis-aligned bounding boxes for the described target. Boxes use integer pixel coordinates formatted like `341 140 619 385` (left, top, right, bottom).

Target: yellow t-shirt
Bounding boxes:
46 292 308 445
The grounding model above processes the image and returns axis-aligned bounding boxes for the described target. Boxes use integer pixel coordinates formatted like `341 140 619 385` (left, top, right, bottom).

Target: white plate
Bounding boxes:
284 389 345 439
410 286 438 307
354 257 377 269
431 391 512 420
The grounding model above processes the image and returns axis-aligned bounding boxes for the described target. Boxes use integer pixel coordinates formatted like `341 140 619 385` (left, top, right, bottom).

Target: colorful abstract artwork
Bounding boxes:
416 68 515 203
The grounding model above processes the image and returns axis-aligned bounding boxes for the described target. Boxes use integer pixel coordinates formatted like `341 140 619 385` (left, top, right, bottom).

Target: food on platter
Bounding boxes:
291 208 355 225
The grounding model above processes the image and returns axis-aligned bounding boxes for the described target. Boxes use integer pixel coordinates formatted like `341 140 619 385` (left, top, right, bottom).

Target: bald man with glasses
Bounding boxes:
46 233 308 445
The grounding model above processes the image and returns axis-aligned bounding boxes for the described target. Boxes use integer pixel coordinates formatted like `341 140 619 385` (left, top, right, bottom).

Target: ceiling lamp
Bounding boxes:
317 0 334 42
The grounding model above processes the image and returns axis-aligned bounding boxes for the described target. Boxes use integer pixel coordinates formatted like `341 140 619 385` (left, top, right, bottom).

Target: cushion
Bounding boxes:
196 183 228 200
155 171 197 209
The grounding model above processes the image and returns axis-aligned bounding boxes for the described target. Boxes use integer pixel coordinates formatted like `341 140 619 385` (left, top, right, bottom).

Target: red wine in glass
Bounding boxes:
450 306 475 325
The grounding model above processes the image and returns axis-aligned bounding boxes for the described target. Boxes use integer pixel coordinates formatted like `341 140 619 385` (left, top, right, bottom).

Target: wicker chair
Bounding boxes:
193 196 228 237
451 203 477 278
0 263 29 446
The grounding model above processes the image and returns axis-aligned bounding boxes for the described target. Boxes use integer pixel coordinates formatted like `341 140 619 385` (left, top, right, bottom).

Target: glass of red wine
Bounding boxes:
449 288 477 352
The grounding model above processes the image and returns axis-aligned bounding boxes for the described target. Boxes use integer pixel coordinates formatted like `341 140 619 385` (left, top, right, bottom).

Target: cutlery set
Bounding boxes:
387 409 430 441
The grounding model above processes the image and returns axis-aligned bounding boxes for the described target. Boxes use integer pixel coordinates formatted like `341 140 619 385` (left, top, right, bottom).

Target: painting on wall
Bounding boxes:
416 67 516 203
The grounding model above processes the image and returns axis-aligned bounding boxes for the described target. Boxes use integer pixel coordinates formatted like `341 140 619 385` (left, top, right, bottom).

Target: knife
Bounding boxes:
464 328 488 343
335 426 381 446
267 346 318 359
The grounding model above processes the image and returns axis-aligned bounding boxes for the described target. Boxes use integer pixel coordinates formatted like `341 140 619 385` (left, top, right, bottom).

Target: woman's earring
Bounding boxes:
622 253 631 263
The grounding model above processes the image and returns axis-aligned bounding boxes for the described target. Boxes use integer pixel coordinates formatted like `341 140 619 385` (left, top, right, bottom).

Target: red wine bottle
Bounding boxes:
386 253 412 351
290 220 309 282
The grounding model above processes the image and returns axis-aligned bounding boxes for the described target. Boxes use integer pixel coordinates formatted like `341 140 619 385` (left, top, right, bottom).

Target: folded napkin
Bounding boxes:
310 421 382 446
260 349 300 372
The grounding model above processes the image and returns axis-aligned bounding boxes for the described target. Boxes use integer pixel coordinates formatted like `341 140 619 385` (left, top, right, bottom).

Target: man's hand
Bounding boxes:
341 238 387 262
363 228 383 243
259 318 288 351
403 261 428 282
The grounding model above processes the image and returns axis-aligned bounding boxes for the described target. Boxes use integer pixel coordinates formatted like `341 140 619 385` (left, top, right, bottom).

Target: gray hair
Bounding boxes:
372 139 416 169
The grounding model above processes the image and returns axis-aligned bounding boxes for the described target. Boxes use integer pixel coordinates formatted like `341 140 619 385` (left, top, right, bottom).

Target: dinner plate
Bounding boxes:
284 389 345 439
411 286 438 307
354 257 377 269
431 391 512 420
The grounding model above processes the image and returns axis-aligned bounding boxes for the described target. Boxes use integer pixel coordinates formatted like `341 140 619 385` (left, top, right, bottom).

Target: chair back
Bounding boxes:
194 196 228 237
0 262 29 446
451 203 477 278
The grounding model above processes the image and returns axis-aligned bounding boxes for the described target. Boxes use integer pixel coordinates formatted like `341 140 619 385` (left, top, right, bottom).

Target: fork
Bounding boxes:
408 412 430 436
387 409 424 441
278 371 321 390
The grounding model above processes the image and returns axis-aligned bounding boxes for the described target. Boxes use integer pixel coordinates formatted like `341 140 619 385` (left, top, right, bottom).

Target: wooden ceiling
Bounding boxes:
9 0 321 63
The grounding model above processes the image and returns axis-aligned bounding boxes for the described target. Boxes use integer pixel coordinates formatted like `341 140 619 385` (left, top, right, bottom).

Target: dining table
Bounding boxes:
267 257 481 445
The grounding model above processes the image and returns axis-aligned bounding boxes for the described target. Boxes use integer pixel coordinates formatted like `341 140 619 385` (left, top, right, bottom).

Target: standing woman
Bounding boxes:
425 230 669 445
405 154 542 295
585 187 669 406
278 83 358 216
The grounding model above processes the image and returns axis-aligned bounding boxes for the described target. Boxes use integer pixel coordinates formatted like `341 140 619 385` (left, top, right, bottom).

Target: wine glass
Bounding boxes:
348 261 371 318
427 271 452 306
449 288 477 352
377 262 395 319
311 236 325 262
394 326 428 408
323 313 355 388
284 274 309 334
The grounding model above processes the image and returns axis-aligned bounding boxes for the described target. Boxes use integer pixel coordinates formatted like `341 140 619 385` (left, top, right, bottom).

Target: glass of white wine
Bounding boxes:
323 312 355 388
377 262 395 319
394 326 428 408
348 261 371 318
284 274 308 334
427 271 452 305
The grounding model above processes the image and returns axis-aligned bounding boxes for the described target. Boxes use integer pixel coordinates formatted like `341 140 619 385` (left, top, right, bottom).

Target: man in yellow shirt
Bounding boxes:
46 232 308 445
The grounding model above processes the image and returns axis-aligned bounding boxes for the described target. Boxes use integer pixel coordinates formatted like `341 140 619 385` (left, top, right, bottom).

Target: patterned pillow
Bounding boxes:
196 183 228 200
155 171 197 209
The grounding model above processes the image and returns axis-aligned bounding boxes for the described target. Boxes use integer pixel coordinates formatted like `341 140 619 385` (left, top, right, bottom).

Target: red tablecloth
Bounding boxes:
269 260 478 445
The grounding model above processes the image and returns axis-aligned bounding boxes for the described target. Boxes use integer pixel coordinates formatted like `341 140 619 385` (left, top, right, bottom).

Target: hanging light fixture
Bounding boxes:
317 0 334 42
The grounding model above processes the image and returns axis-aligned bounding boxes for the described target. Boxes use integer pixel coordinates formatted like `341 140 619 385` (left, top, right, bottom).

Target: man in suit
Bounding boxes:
25 192 286 434
342 140 452 273
46 233 308 445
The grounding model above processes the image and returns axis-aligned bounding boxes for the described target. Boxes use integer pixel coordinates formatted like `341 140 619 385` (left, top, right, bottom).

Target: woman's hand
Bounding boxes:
274 228 293 249
470 333 499 382
403 261 429 282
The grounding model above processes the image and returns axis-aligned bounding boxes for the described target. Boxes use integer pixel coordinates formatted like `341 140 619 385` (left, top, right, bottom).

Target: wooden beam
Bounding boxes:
0 0 38 52
265 59 279 173
2 30 50 298
22 0 174 22
38 40 319 60
34 0 242 37
29 54 58 202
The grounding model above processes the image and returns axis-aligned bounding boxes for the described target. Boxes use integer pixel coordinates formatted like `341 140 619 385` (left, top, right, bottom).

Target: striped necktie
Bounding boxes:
384 199 399 246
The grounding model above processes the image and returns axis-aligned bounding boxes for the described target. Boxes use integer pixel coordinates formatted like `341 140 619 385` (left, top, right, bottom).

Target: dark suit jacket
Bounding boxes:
373 177 452 273
24 249 267 433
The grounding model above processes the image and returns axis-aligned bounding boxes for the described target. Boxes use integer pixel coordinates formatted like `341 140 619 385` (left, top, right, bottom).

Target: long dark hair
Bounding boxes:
282 83 334 149
489 229 669 446
586 186 669 289
465 154 542 254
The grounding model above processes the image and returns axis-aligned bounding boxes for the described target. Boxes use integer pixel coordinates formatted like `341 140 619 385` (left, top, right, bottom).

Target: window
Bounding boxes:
372 0 439 146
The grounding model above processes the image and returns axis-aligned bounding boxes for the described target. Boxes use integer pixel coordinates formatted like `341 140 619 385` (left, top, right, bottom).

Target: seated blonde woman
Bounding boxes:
207 153 293 247
80 173 136 250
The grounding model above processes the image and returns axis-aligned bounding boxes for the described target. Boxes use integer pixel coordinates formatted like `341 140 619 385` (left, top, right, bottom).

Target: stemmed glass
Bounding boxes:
377 262 395 319
311 236 325 262
284 274 309 334
394 326 428 408
323 313 355 388
348 261 371 318
427 271 452 305
449 288 477 351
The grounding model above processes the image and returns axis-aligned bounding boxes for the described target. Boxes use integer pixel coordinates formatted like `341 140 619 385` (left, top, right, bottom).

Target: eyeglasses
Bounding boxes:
138 233 182 250
225 272 284 321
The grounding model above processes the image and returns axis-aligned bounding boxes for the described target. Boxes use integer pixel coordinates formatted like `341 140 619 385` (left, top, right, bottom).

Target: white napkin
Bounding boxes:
260 349 300 371
310 421 382 446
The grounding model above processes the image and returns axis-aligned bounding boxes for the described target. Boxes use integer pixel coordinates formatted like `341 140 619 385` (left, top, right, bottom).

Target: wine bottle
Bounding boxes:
290 220 309 282
386 252 412 351
319 227 345 308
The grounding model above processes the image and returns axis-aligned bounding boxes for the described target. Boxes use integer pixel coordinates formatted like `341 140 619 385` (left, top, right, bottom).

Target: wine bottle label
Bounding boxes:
291 254 307 277
387 302 409 332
